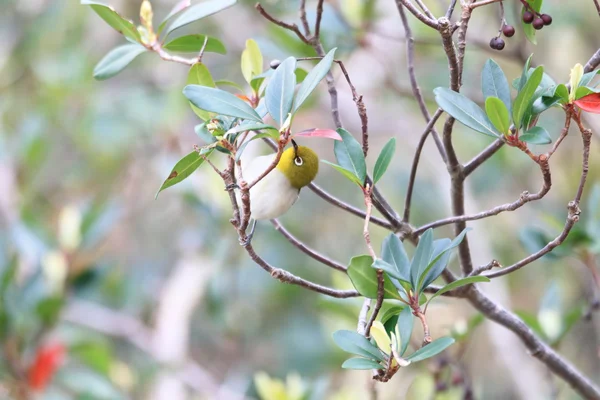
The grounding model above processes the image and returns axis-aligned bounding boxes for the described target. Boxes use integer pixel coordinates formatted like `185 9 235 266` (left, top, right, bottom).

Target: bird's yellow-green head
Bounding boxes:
276 140 319 189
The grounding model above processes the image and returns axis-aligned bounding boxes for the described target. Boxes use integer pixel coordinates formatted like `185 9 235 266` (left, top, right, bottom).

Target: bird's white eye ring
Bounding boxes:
294 157 303 166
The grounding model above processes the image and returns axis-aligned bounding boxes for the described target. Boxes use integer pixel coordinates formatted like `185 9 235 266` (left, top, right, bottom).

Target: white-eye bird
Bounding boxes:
240 139 318 244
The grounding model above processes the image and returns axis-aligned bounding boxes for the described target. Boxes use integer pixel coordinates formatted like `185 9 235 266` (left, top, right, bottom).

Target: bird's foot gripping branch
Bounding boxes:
80 0 600 398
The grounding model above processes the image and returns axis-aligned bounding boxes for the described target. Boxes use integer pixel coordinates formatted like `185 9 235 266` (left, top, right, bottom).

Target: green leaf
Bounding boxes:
373 138 396 183
194 123 216 144
163 35 226 54
520 126 552 144
70 342 113 375
215 79 244 92
347 255 402 300
575 86 600 100
36 296 64 326
425 276 490 309
186 63 216 121
295 68 308 84
433 87 500 137
93 43 147 81
341 358 383 370
321 161 362 186
82 0 141 43
579 70 600 88
555 84 569 102
163 0 236 38
532 95 562 114
293 48 337 112
156 149 213 198
235 133 279 161
513 66 543 128
409 229 434 289
521 0 543 44
381 233 411 283
332 330 385 361
1 256 18 296
484 97 510 135
227 122 276 134
241 39 263 85
265 56 297 125
157 0 191 36
518 55 534 91
380 305 404 326
397 305 414 356
481 59 512 113
183 85 262 122
334 128 367 186
405 337 455 362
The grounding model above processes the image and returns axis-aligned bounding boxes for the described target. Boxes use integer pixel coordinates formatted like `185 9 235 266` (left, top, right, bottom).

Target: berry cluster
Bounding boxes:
489 25 514 51
523 10 552 30
489 2 553 51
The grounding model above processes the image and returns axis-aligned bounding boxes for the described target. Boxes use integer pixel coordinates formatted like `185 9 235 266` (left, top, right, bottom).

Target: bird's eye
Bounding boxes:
294 157 303 166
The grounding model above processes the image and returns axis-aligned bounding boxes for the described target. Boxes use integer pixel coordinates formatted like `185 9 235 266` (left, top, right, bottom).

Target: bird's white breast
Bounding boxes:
241 154 300 220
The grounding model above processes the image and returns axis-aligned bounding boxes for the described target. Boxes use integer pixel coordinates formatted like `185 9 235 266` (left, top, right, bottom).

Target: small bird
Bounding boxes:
240 139 318 244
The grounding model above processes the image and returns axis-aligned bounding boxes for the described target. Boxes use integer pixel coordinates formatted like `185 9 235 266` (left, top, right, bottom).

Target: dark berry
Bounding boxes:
269 59 281 69
532 18 544 30
541 14 552 25
489 37 499 49
522 10 534 23
503 25 515 37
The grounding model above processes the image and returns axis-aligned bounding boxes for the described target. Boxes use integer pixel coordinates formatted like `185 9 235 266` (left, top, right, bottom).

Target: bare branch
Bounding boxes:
469 0 503 9
394 0 440 30
255 3 311 44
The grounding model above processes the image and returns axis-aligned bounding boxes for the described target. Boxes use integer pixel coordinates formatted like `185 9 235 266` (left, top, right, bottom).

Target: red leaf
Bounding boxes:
28 343 65 392
235 94 251 104
575 93 600 113
293 128 342 140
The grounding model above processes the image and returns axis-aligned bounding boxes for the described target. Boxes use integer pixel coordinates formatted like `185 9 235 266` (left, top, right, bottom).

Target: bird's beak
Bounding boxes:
291 139 299 158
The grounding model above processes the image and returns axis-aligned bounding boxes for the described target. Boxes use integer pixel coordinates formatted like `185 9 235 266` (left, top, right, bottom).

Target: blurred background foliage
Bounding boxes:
1 0 600 398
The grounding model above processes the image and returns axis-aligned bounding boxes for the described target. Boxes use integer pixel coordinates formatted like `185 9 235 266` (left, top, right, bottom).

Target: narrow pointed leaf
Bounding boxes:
381 233 410 282
481 59 511 112
332 330 385 361
341 358 383 370
265 57 296 125
163 35 226 54
520 126 552 144
485 97 510 135
321 161 362 186
294 128 342 140
347 255 402 300
373 138 396 183
425 276 490 309
293 48 337 112
334 128 366 185
82 0 141 43
93 44 147 80
397 305 414 356
579 70 600 88
434 88 500 137
513 66 543 127
518 55 534 91
157 0 190 35
156 149 212 198
241 39 263 84
410 229 434 289
183 85 262 122
227 123 275 134
405 337 455 362
163 0 236 38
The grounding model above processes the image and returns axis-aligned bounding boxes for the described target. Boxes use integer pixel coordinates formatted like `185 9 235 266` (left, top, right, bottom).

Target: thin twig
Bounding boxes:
271 219 347 272
395 0 440 30
255 3 311 44
470 0 503 9
357 299 372 335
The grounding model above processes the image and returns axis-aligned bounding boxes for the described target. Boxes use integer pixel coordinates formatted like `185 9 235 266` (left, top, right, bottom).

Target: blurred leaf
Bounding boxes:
332 330 385 361
520 126 551 144
70 342 113 375
1 255 18 296
157 0 191 35
425 276 490 310
295 68 308 84
373 138 396 183
341 357 383 370
36 296 64 326
575 93 600 114
156 149 213 197
215 79 244 92
93 44 147 81
163 0 236 38
163 35 226 54
433 88 500 137
294 128 341 140
265 57 297 125
381 233 411 283
347 255 401 299
187 63 216 121
321 161 362 186
586 184 600 239
538 281 562 342
579 70 600 88
519 227 560 260
515 310 546 340
513 66 543 128
183 85 262 121
293 48 336 112
521 0 543 44
82 0 141 43
481 59 512 113
405 337 454 362
397 305 414 356
334 128 366 186
241 39 263 84
485 97 510 135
